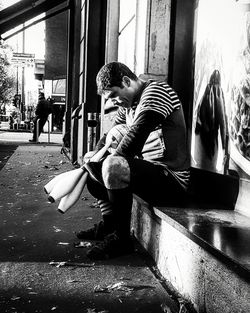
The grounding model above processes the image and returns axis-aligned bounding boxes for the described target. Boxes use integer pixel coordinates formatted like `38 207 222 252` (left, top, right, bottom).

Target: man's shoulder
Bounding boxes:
139 79 181 113
38 99 49 107
141 80 174 100
39 98 49 103
144 79 170 91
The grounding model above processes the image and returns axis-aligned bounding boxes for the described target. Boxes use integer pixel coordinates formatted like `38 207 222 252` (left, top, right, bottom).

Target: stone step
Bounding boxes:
131 196 250 313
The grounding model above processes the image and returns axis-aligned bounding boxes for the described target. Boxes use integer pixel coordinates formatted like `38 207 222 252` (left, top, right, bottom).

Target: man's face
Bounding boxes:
103 76 135 109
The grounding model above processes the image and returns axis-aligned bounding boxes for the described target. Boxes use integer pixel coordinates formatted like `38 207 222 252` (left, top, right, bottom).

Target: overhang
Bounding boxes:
0 0 68 39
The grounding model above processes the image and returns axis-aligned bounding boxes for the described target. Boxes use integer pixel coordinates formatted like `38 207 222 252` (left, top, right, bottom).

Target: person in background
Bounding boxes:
76 62 190 260
0 102 6 115
29 92 52 143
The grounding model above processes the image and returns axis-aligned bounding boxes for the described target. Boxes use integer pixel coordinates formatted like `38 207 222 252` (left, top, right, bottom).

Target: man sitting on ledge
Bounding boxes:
77 61 191 260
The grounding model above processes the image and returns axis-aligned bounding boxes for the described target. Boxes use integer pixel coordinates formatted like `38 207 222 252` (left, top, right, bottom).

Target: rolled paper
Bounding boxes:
47 168 85 203
58 171 88 213
44 170 75 194
46 139 111 203
56 138 114 212
46 124 129 212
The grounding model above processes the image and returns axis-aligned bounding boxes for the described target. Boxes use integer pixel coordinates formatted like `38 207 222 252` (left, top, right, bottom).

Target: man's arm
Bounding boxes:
35 101 41 115
93 106 126 151
113 110 165 158
94 133 107 151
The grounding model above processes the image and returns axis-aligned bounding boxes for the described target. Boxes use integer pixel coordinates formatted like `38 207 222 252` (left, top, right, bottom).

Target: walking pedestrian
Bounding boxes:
29 93 52 142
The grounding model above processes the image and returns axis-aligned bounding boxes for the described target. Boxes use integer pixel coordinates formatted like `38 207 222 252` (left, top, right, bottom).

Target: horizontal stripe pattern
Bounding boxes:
137 81 181 119
98 199 113 216
111 80 190 188
115 107 126 124
142 129 165 159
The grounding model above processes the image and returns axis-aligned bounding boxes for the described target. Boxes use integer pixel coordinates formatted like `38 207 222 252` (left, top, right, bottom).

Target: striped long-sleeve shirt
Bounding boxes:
113 80 190 189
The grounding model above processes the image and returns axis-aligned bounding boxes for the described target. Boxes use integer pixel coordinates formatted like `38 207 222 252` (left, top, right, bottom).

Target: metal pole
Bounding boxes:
47 119 50 143
22 23 25 121
36 118 40 142
16 66 18 94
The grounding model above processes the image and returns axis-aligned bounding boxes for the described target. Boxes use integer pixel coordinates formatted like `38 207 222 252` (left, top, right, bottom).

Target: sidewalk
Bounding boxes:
0 141 178 313
0 130 62 145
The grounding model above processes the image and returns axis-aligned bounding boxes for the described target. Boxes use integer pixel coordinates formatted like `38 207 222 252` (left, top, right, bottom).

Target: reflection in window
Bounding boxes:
192 0 250 177
52 79 66 95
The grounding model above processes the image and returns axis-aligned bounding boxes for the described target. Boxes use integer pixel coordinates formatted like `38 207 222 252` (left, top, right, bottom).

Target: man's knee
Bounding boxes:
102 155 130 189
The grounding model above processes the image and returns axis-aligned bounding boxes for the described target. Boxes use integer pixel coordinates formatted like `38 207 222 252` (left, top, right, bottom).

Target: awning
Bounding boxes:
0 0 68 39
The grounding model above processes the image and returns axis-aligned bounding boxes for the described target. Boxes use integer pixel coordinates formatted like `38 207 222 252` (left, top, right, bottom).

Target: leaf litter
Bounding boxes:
49 261 95 268
94 281 154 294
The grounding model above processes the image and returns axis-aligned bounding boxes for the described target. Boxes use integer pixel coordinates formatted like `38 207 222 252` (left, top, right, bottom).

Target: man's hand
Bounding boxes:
83 151 97 163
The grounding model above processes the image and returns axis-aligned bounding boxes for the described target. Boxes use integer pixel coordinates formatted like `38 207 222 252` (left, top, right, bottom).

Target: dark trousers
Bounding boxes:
32 116 48 141
86 158 188 237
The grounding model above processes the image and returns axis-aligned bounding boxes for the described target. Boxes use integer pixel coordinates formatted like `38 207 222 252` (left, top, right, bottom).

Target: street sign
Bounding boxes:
13 53 35 58
11 52 35 68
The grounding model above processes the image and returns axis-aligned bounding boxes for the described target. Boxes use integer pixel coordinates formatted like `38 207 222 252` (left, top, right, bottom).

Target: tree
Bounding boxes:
0 40 16 103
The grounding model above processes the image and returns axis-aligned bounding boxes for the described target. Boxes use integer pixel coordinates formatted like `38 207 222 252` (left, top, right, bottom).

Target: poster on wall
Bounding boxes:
192 0 250 178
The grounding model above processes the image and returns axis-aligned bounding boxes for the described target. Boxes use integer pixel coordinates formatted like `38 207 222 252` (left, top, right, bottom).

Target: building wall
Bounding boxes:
117 0 171 79
45 8 68 80
142 0 171 80
102 0 171 134
71 0 107 164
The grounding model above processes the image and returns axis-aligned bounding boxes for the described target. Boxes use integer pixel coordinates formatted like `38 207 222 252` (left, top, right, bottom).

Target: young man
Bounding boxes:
77 62 190 260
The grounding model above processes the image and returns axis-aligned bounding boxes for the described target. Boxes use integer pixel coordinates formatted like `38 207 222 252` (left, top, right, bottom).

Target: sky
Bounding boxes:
1 0 45 59
1 0 20 8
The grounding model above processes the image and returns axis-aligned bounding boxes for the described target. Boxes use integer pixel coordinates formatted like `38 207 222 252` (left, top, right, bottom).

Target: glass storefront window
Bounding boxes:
192 0 250 179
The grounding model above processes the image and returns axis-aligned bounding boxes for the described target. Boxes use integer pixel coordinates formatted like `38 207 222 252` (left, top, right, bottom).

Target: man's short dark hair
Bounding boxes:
96 62 138 95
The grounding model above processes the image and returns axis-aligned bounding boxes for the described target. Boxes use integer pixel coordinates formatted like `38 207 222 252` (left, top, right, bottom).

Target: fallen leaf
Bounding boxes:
11 296 21 301
53 226 62 233
94 285 110 293
94 281 154 294
74 241 92 248
161 303 173 313
49 261 95 268
28 291 38 295
66 279 82 283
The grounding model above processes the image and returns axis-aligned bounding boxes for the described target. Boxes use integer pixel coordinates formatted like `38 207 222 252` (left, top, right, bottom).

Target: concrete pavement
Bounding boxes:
0 130 62 145
0 133 179 313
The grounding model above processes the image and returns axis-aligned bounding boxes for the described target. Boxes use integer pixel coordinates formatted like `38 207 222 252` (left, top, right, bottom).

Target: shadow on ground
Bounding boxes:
0 143 179 313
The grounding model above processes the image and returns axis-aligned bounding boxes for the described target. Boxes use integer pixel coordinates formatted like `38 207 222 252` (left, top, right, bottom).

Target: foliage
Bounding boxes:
0 40 16 103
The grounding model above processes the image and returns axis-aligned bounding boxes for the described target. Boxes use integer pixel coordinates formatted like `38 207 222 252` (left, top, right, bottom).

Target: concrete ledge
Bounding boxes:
131 196 250 313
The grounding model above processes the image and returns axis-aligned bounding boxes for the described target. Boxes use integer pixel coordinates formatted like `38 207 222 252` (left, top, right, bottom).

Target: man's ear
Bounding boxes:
122 76 131 87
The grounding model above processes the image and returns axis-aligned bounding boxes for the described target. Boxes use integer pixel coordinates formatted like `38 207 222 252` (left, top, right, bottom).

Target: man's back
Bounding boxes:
35 98 50 118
